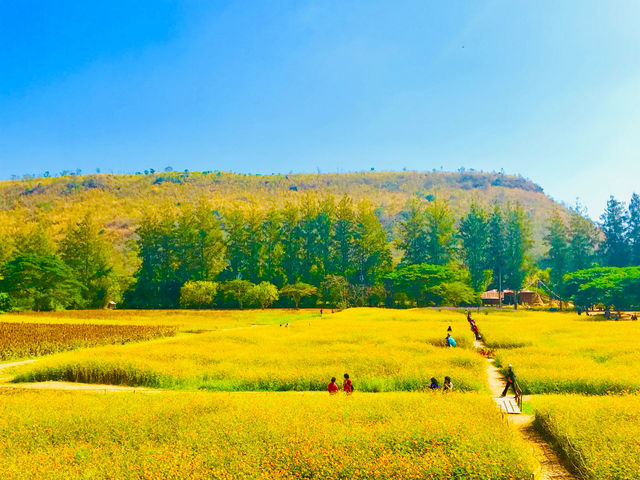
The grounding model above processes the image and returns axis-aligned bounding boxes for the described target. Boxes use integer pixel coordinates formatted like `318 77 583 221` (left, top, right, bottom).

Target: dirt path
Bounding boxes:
475 340 575 480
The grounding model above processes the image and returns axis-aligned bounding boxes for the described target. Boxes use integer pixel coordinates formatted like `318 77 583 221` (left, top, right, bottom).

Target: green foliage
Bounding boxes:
563 266 640 311
458 202 490 291
600 196 629 267
0 292 9 312
321 275 351 309
567 203 599 271
0 254 83 311
279 282 317 309
179 281 218 309
126 205 226 308
385 264 473 306
248 281 279 309
628 193 640 265
541 210 569 288
220 279 254 309
351 200 392 285
60 213 116 308
503 205 532 296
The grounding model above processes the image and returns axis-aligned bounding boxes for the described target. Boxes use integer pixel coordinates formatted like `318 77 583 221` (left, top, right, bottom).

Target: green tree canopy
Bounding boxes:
0 254 83 311
279 282 317 309
180 281 218 309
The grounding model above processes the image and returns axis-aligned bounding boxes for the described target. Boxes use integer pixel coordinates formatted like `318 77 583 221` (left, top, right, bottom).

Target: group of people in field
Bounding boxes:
328 373 353 395
326 311 518 398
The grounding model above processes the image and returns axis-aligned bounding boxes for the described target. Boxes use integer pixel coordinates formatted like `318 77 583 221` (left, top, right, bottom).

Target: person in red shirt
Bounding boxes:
328 377 339 394
343 373 353 394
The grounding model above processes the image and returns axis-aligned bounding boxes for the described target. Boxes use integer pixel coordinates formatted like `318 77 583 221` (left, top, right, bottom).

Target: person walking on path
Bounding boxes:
328 377 339 395
500 364 516 397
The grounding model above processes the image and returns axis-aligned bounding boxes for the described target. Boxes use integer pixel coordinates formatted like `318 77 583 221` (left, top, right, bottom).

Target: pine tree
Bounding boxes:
423 199 455 265
330 195 356 277
60 213 114 308
542 210 569 287
627 193 640 265
599 196 628 267
567 202 599 271
351 200 392 285
458 202 490 291
503 205 532 307
487 206 506 297
397 199 428 266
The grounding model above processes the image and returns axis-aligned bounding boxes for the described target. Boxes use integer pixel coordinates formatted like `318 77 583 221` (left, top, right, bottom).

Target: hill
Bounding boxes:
0 170 564 259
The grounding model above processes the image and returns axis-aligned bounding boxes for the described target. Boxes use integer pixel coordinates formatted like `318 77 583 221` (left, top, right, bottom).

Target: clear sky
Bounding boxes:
1 1 639 218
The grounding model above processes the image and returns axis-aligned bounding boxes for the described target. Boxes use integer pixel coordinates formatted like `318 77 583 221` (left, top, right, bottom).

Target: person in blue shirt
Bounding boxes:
446 333 456 347
429 377 440 389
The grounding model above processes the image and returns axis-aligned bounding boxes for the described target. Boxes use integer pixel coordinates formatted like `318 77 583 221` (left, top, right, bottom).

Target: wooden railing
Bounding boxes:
514 381 523 411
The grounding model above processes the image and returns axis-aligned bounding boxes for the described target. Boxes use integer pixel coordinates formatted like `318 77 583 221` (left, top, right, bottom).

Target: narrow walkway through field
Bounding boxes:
474 339 575 480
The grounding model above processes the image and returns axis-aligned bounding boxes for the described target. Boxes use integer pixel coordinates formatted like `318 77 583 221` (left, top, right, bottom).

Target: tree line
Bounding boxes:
0 193 638 312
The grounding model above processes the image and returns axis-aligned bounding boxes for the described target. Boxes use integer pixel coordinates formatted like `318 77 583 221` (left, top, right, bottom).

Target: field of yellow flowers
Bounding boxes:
9 308 485 391
0 390 534 480
476 309 640 394
0 308 318 331
532 394 640 479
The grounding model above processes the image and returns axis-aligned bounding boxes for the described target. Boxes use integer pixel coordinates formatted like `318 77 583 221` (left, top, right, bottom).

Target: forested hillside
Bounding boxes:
1 170 556 247
0 170 601 311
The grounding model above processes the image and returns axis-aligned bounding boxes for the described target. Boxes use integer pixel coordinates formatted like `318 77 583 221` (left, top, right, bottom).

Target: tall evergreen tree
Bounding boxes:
627 193 640 266
599 196 628 267
351 200 392 285
258 210 287 287
487 206 506 296
567 202 599 271
60 213 115 308
503 205 532 306
458 202 490 291
330 195 356 277
542 210 570 287
397 199 429 266
423 199 455 265
127 206 225 308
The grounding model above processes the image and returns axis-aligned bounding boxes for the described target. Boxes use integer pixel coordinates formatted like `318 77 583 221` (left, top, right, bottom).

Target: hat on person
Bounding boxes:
508 364 512 368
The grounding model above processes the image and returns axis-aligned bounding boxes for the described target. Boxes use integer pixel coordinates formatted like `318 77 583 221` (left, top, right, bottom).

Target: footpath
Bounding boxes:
475 339 575 480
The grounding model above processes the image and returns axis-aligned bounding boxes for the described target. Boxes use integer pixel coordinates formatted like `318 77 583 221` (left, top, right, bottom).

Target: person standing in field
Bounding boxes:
328 377 339 394
500 364 516 397
443 376 453 391
343 373 353 394
446 333 456 347
429 377 440 389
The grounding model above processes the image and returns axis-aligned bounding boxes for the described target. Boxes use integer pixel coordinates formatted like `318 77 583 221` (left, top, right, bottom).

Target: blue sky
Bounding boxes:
1 1 639 218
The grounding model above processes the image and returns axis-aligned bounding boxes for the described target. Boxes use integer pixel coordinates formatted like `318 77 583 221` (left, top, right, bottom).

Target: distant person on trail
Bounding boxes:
443 376 453 392
446 333 456 347
429 377 440 389
472 324 481 340
343 373 353 394
328 377 339 394
447 325 452 332
500 364 516 397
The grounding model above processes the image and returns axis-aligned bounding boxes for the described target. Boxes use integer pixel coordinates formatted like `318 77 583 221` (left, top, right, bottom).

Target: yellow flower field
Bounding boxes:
0 390 534 480
532 394 640 479
10 308 486 392
476 309 640 394
0 308 319 332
